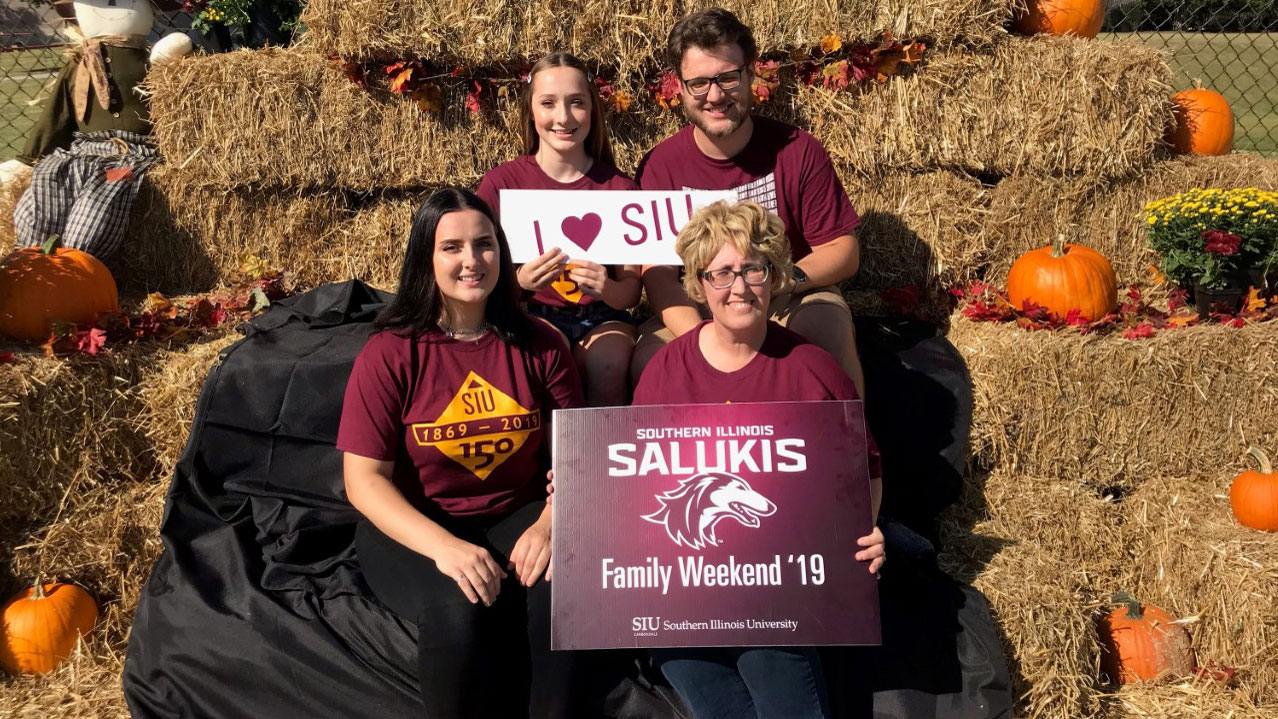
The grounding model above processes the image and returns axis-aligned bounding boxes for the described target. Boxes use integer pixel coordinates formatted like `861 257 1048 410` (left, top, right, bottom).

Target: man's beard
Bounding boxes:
686 102 747 139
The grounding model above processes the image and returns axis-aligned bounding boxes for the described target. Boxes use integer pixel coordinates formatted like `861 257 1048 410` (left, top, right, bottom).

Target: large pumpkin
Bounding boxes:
1098 593 1195 684
0 236 118 342
1168 88 1235 156
1231 447 1278 531
1012 0 1105 38
1007 237 1118 321
1 580 99 675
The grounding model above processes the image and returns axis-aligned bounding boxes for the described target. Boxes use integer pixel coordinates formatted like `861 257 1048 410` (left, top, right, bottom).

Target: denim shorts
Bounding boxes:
527 302 635 344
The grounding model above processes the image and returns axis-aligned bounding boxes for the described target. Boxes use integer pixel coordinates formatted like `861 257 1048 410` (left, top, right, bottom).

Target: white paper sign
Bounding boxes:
500 189 738 265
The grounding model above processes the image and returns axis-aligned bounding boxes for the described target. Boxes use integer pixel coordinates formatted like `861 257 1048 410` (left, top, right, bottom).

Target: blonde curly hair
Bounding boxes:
676 200 793 303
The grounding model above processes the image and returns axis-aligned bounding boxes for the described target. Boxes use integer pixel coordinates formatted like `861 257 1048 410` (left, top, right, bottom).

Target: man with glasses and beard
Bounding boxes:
630 8 866 397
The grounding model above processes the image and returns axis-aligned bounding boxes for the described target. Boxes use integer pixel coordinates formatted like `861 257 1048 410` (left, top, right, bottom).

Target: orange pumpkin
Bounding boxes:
1 580 99 675
1012 0 1105 38
1168 88 1235 156
1007 236 1118 321
1098 593 1195 684
0 236 118 342
1230 447 1278 531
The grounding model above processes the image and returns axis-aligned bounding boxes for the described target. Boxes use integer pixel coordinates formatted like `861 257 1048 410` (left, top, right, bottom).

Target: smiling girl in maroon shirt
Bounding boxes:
477 53 642 407
338 188 585 718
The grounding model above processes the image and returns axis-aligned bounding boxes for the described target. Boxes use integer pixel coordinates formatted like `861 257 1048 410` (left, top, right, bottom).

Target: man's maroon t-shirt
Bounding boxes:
337 323 584 518
633 321 882 478
634 115 860 261
477 154 639 308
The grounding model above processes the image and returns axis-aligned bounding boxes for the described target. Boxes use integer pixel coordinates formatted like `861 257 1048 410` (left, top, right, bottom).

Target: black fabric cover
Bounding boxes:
124 283 1008 719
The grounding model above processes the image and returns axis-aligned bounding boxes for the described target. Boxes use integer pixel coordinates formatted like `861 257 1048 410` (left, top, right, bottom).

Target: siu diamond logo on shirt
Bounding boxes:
642 472 777 550
410 372 540 479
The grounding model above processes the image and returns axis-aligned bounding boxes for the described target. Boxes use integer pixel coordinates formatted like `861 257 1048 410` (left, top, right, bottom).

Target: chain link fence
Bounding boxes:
1105 0 1278 155
1 2 197 159
3 2 1278 159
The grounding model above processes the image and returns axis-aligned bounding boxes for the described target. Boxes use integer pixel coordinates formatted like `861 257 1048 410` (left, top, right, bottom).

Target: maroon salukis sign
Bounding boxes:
551 401 880 650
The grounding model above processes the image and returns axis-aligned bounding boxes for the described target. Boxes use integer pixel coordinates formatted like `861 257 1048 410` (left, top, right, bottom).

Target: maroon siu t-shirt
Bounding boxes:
635 115 860 261
633 321 882 478
337 322 584 518
477 154 639 309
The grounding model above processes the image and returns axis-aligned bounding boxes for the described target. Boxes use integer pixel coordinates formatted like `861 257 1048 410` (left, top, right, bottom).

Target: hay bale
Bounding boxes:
949 318 1278 491
842 170 992 290
298 0 1017 69
115 167 352 293
808 35 1175 181
0 480 165 718
117 170 422 294
0 331 235 531
1115 475 1278 708
940 471 1123 719
1 171 29 251
0 346 157 531
147 49 687 191
985 154 1278 286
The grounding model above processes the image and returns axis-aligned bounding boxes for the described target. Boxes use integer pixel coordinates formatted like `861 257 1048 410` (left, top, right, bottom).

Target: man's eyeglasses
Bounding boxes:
700 263 771 289
681 67 747 97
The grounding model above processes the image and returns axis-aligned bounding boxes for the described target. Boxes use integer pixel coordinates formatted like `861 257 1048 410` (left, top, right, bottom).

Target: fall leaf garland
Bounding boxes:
32 257 292 359
336 33 926 115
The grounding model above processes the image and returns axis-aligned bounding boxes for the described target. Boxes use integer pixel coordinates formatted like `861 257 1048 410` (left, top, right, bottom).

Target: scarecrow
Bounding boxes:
0 0 191 259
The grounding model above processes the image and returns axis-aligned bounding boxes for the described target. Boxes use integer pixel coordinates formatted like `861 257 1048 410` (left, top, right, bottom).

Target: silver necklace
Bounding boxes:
440 321 491 341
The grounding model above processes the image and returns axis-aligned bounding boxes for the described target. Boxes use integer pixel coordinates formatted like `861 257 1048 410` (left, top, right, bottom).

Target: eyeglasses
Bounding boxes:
700 263 771 289
681 67 747 97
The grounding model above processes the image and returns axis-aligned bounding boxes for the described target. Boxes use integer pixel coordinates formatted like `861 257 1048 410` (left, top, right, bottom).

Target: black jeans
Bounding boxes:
355 500 576 718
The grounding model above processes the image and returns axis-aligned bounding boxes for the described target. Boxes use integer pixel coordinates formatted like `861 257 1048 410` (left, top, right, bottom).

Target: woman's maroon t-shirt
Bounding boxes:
337 322 584 518
477 154 639 309
632 321 882 478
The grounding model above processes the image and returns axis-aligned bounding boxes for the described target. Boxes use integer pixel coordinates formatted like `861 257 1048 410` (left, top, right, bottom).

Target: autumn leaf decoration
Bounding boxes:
950 279 1278 339
341 32 927 115
37 256 292 359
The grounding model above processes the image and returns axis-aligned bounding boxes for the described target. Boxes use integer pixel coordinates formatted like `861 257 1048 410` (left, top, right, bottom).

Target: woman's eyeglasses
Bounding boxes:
700 263 771 289
681 67 746 97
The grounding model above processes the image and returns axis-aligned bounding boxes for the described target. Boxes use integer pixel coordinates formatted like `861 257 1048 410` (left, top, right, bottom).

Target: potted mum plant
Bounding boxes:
1145 187 1278 318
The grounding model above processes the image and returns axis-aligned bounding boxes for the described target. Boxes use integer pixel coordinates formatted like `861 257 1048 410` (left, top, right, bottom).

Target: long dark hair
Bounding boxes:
519 52 616 166
375 188 532 345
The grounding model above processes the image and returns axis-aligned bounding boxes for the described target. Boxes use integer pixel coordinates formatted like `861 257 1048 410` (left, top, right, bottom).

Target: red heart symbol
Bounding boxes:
560 213 602 253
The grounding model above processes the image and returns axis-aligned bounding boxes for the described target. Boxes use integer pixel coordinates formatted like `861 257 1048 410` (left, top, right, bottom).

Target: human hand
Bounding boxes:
855 526 886 575
433 537 507 605
509 514 552 587
545 469 555 505
517 248 568 291
566 260 609 298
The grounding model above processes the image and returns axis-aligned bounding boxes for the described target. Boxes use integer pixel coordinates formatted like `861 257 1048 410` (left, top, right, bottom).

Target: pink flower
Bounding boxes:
1202 230 1242 256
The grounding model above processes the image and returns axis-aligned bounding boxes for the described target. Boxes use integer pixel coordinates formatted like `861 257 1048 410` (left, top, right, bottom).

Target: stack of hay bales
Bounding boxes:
4 0 1277 716
0 334 236 716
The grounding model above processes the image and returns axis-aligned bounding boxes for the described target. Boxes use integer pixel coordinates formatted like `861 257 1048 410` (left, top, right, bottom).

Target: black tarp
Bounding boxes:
124 281 1010 719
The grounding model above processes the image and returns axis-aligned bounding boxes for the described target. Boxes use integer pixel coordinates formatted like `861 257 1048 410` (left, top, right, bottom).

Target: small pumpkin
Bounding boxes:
1098 593 1195 684
1012 0 1105 39
1230 447 1278 531
1007 236 1118 321
1168 88 1235 156
1 580 99 675
0 236 118 342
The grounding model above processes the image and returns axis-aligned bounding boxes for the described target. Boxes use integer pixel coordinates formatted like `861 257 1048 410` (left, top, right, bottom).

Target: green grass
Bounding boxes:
0 47 65 159
1103 31 1278 156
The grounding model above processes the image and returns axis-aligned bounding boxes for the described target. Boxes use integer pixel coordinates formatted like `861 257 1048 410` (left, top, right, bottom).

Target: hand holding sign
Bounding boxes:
501 190 738 264
517 247 568 291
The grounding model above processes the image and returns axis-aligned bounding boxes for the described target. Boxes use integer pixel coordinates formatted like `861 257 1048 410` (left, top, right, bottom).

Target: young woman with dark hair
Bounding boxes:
338 187 585 717
477 52 642 406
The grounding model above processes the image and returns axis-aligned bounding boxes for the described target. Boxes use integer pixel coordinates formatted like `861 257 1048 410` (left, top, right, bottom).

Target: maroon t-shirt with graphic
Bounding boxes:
635 115 860 261
632 321 882 478
337 323 584 518
477 154 639 308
